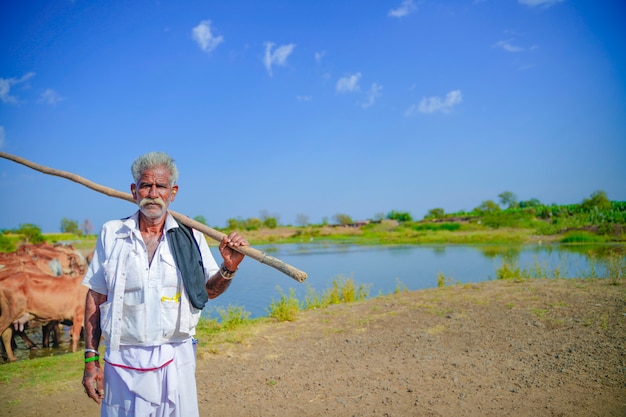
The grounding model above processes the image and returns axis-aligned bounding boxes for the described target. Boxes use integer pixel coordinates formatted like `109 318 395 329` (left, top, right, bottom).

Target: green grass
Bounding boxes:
561 231 605 243
0 350 85 393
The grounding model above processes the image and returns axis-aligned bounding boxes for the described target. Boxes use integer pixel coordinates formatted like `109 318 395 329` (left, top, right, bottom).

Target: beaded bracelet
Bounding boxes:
85 356 100 363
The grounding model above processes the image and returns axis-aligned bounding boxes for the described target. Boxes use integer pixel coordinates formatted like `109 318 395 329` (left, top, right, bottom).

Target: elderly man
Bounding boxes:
82 151 248 416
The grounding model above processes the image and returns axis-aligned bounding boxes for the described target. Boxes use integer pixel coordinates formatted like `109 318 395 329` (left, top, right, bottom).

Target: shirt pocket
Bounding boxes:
121 303 147 345
161 300 181 338
124 250 146 292
159 251 180 289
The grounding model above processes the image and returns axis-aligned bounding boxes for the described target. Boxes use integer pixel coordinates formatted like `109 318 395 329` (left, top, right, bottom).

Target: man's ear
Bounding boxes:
130 183 137 199
171 185 179 200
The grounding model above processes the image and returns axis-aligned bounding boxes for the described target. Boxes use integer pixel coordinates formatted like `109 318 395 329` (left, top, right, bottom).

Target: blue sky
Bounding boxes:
1 0 625 233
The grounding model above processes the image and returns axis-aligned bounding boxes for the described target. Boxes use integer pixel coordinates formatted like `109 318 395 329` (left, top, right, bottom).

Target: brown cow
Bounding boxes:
0 242 87 277
0 243 89 357
0 272 87 362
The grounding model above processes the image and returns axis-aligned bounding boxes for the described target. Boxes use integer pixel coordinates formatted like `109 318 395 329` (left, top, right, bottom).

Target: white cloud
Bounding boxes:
405 90 463 115
38 88 66 105
296 95 312 102
263 42 296 76
192 20 223 54
493 40 525 53
0 72 36 104
336 73 361 93
361 83 383 109
314 51 326 64
0 126 5 149
388 0 417 18
519 0 564 7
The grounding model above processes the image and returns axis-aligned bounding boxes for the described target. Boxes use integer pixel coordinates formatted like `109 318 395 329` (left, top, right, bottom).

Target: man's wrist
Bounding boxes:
219 263 237 279
84 356 100 364
84 348 100 356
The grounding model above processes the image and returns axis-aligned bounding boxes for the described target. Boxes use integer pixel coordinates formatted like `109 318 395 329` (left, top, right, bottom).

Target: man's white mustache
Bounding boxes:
139 198 166 208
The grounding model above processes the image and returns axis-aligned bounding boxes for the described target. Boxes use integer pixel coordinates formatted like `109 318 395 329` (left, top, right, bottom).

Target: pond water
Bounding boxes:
3 242 623 363
205 242 623 319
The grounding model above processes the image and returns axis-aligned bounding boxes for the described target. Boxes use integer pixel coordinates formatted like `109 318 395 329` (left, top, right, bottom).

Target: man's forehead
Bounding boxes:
138 168 171 183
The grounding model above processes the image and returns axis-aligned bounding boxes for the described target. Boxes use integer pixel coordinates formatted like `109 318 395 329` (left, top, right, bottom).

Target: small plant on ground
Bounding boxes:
437 272 453 287
304 276 370 309
215 305 251 330
394 278 409 293
268 287 300 322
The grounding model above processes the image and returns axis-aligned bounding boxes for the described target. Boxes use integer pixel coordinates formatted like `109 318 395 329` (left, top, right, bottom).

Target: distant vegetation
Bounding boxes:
229 190 625 245
1 190 624 252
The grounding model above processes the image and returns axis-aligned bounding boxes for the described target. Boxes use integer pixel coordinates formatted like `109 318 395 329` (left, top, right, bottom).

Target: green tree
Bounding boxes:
519 198 541 208
373 212 385 221
245 218 262 230
61 218 81 235
0 234 16 252
263 217 278 229
476 200 500 213
226 218 243 230
498 191 518 209
424 208 445 220
386 210 413 222
16 223 45 244
581 190 611 211
193 215 207 225
259 210 280 227
333 213 353 225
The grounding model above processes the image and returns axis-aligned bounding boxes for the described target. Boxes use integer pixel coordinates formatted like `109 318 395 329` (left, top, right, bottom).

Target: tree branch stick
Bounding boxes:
0 151 307 282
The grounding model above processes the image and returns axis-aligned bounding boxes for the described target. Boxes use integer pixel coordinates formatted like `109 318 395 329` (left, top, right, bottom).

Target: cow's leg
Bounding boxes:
1 327 17 362
17 330 38 349
69 324 80 352
69 317 81 352
42 321 61 348
51 322 60 348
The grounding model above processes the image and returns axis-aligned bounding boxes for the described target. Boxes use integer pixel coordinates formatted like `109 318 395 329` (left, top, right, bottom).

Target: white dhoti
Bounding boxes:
101 340 198 417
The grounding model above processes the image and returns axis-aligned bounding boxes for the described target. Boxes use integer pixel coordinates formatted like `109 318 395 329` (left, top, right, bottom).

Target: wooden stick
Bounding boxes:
0 151 308 283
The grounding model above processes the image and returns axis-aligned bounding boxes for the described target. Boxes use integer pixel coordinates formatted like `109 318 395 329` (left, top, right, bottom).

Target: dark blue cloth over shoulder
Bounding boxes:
166 219 208 310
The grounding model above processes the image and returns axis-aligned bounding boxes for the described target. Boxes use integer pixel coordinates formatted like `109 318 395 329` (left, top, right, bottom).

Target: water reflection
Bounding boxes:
1 324 81 363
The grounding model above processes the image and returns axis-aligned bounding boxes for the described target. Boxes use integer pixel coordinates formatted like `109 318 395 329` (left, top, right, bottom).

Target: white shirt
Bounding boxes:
82 211 219 351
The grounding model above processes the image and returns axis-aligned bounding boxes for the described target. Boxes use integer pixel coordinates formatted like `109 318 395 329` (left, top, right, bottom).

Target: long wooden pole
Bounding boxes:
0 151 307 283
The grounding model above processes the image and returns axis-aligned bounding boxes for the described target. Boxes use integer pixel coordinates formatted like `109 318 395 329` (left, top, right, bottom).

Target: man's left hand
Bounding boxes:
219 232 248 271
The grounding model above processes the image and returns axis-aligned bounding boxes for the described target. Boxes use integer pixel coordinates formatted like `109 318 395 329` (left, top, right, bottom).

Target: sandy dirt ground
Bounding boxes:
1 278 625 416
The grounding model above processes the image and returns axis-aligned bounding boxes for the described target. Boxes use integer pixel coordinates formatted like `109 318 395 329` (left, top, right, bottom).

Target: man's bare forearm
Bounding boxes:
84 289 106 350
206 273 232 299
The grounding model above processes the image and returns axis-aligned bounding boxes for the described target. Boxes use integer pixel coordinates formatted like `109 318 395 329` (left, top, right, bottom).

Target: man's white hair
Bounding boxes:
131 152 179 185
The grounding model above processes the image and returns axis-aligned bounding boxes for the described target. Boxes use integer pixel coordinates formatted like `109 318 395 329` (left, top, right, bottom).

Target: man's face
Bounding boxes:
130 166 178 220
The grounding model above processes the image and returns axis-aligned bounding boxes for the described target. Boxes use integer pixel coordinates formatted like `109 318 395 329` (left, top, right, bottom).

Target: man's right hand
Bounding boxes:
82 363 105 404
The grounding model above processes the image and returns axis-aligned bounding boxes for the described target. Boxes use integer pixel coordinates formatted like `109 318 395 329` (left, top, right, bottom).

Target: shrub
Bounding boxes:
560 232 604 243
215 306 251 330
0 235 16 253
268 287 300 322
410 222 461 232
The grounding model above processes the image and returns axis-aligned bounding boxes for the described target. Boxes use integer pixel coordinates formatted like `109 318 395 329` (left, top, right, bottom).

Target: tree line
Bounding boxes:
1 190 624 252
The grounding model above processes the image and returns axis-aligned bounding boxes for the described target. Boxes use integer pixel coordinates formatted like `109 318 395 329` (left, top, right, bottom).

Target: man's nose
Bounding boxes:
147 185 159 197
